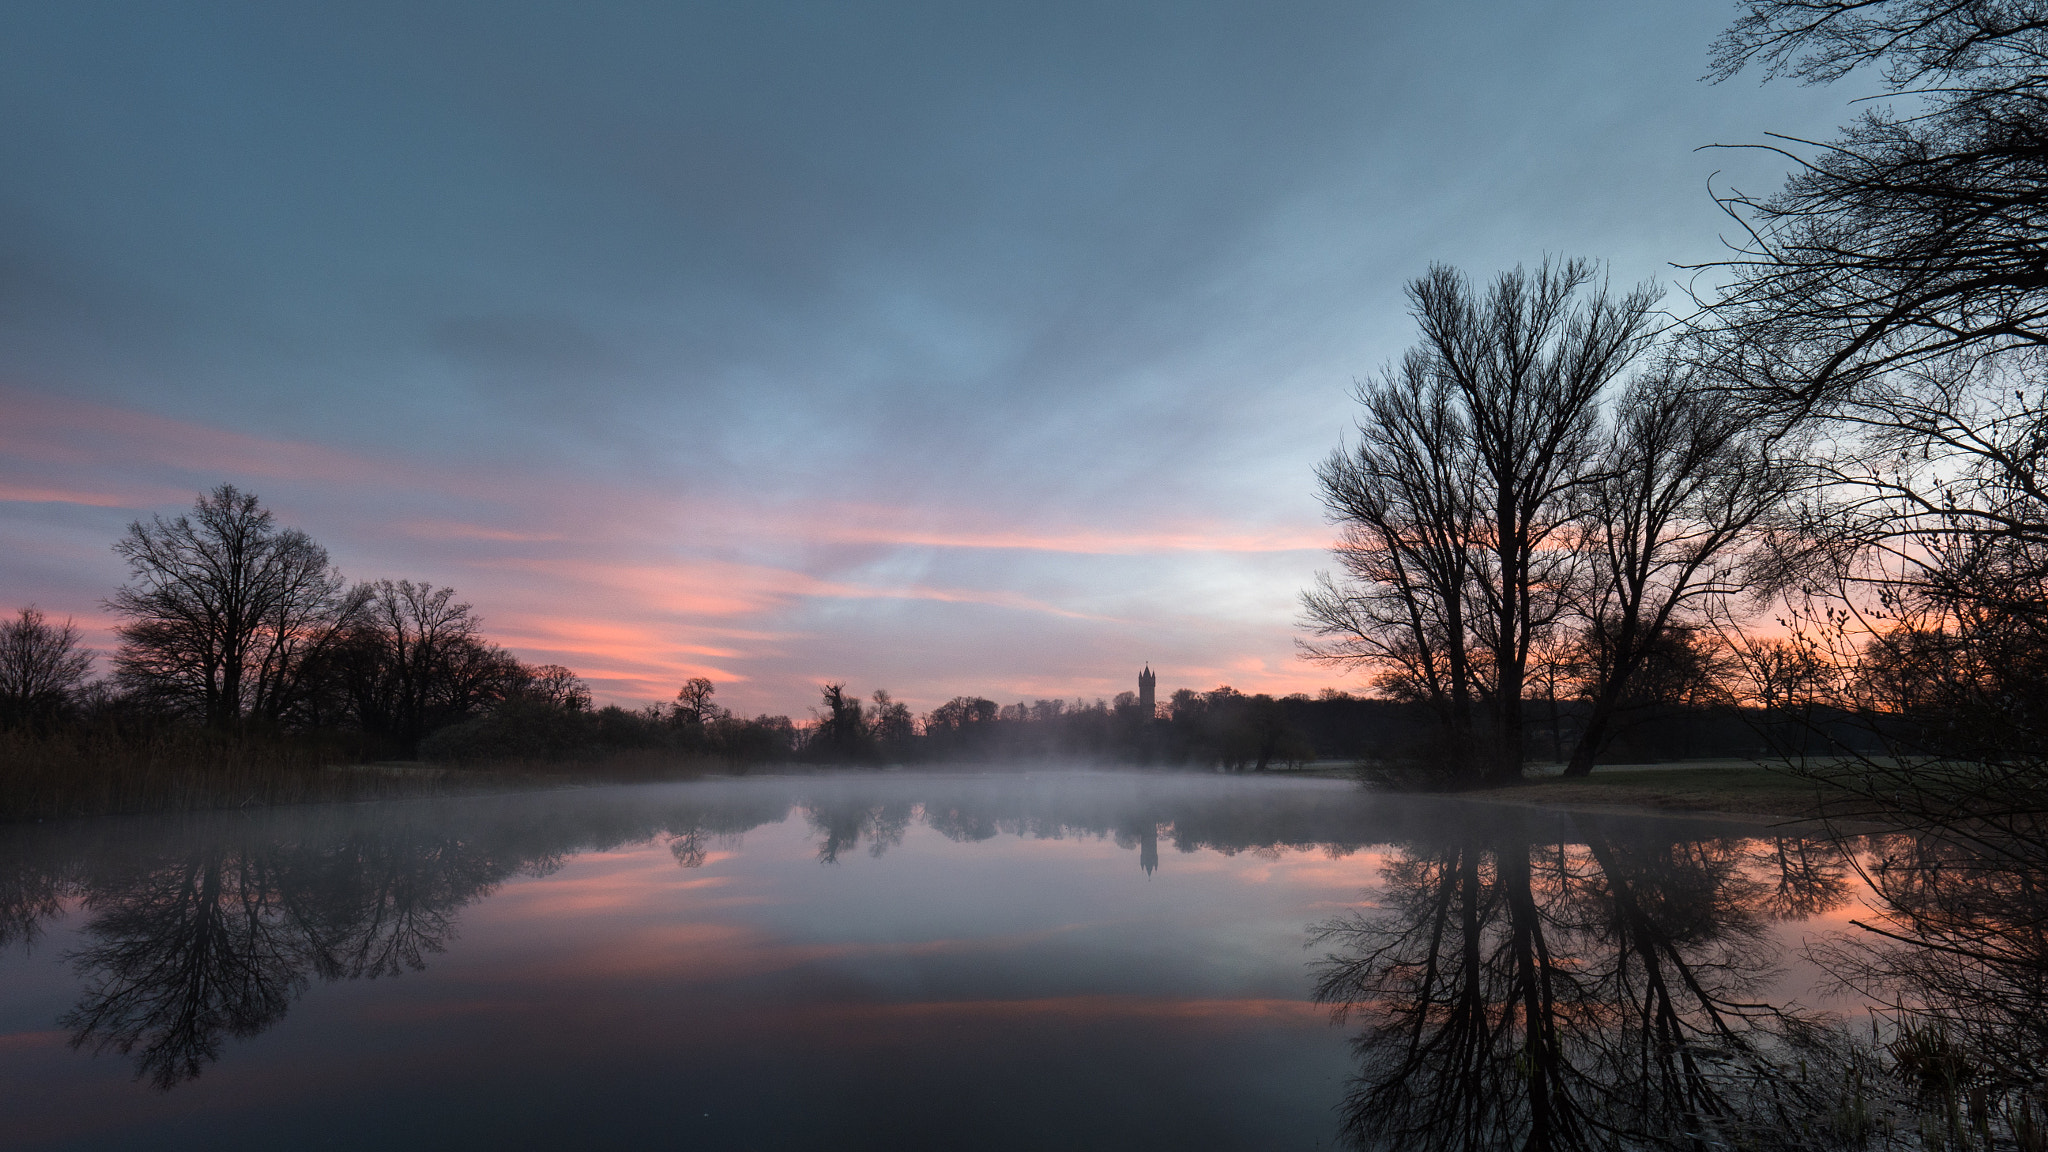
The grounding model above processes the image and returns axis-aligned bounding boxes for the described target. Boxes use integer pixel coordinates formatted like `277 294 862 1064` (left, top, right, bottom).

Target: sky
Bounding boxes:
0 1 1864 717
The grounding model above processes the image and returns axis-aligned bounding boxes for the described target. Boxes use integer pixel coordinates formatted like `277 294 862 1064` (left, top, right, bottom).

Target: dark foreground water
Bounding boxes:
0 771 1877 1150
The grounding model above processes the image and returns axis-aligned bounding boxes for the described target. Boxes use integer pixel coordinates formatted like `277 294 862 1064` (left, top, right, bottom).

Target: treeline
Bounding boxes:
2 484 1390 809
795 682 1317 769
773 676 1824 770
0 485 810 815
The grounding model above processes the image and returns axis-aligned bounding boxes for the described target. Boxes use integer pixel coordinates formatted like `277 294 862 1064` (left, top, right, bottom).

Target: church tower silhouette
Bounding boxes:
1138 664 1156 718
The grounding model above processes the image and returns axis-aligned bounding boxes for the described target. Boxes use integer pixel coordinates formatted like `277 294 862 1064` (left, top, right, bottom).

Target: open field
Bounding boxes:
1492 761 1839 822
1271 757 1857 823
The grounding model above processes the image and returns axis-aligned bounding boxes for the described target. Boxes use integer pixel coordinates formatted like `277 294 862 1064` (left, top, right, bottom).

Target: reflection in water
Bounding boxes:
0 772 2040 1151
1311 817 1864 1150
9 776 1402 1090
6 798 744 1088
65 849 319 1089
57 819 544 1088
1308 806 2048 1151
805 798 916 864
1815 828 2048 1146
0 847 62 951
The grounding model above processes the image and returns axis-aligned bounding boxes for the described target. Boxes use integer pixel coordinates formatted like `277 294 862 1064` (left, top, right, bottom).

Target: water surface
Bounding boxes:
0 771 1868 1150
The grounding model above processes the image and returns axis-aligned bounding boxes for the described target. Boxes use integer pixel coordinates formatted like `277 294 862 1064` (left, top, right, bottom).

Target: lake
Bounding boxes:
0 770 1879 1150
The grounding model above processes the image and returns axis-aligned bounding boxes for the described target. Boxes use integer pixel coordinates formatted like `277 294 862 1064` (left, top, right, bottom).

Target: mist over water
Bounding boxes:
0 772 1875 1150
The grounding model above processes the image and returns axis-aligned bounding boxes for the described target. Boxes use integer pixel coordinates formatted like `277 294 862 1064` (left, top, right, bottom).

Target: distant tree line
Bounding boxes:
0 483 1416 777
0 484 802 774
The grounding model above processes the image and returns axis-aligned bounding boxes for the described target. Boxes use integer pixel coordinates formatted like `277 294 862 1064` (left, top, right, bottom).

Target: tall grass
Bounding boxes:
0 726 522 821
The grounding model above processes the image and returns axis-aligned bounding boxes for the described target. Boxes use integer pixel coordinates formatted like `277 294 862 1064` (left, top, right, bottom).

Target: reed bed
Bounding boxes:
0 727 727 821
0 727 512 821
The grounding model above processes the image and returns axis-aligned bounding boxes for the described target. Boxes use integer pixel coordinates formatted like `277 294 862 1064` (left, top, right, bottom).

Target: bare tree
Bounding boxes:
334 580 524 752
807 683 870 761
517 664 591 712
868 689 915 756
1703 0 2048 416
108 485 360 730
0 606 94 724
1305 260 1658 785
1303 349 1481 773
1559 370 1792 775
1701 2 2048 582
1698 0 2048 801
673 677 722 726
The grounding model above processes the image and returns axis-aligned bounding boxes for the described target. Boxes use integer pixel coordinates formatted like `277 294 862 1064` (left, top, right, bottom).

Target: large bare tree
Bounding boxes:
108 485 360 730
1305 260 1658 785
1559 369 1793 775
1704 0 2048 414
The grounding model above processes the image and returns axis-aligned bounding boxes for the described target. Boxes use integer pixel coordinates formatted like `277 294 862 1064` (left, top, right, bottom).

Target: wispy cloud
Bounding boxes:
0 483 136 507
0 385 1332 712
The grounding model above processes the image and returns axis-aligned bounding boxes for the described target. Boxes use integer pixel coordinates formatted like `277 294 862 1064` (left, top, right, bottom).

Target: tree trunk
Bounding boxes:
1563 678 1625 777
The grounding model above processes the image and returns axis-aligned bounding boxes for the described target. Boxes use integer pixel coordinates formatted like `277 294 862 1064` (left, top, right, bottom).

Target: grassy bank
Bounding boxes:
1480 760 1842 822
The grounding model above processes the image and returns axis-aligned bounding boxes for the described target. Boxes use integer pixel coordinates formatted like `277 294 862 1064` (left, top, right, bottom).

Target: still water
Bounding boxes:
0 771 1870 1150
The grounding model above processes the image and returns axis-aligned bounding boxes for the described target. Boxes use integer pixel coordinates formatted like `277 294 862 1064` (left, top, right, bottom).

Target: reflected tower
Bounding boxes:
1138 665 1155 718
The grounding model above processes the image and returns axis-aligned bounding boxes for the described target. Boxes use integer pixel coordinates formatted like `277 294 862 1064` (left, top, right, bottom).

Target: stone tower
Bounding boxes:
1138 664 1156 718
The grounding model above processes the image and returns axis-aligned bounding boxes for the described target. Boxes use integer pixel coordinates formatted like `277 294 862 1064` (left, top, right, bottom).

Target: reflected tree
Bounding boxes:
57 823 527 1087
805 797 914 864
286 829 515 981
1313 821 1858 1150
63 850 313 1089
0 853 65 951
1814 829 2048 1146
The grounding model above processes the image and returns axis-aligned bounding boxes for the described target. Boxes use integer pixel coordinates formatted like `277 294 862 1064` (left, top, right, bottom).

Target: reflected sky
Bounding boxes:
0 773 1872 1150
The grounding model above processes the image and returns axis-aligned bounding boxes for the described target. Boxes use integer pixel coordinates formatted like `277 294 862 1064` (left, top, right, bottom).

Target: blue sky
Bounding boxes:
0 1 1859 715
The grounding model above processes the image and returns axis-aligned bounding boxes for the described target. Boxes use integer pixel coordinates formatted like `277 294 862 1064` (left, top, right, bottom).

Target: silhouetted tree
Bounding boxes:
108 485 362 730
332 580 524 753
673 677 721 727
1700 2 2048 784
868 690 915 759
518 663 591 712
1305 260 1659 785
0 606 93 727
807 683 871 762
1560 371 1790 774
1705 0 2048 419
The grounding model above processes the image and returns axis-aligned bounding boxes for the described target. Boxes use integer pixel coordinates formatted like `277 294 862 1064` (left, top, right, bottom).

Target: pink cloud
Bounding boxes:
0 483 139 507
0 389 1345 713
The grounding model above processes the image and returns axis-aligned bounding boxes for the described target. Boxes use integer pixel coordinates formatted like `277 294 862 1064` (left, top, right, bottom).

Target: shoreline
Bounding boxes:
1 755 1871 828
